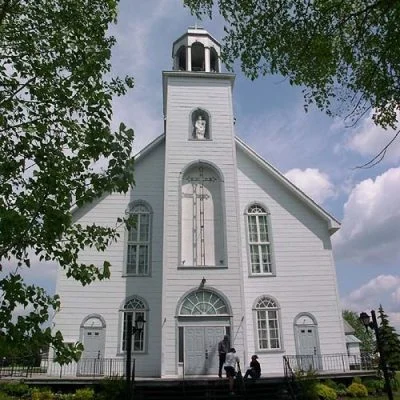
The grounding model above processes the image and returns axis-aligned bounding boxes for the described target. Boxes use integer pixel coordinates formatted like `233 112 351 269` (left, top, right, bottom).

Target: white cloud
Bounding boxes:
347 111 400 164
347 275 400 303
392 287 400 303
342 275 400 332
333 167 400 264
284 168 335 204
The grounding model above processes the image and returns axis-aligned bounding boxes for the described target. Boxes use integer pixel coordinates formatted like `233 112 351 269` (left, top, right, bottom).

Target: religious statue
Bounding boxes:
195 115 206 139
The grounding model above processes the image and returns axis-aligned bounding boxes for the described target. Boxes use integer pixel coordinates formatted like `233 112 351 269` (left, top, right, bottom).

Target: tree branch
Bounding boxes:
354 130 400 169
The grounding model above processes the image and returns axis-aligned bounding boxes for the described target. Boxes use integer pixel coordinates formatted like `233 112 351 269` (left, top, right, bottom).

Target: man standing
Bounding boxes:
218 334 230 378
224 348 240 395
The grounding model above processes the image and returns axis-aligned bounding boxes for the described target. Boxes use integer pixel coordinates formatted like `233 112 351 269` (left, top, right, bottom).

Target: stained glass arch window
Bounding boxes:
179 289 229 316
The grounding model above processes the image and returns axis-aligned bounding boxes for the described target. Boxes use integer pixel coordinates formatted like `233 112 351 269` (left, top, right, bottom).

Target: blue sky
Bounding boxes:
20 0 400 331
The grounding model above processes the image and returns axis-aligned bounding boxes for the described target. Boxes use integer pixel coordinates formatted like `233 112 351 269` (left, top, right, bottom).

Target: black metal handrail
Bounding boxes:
0 357 127 379
283 355 297 400
284 353 377 374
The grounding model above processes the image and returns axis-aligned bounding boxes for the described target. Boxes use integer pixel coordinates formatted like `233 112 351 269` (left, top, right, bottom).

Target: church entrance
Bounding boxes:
294 313 321 371
78 316 106 376
185 326 224 375
177 288 231 376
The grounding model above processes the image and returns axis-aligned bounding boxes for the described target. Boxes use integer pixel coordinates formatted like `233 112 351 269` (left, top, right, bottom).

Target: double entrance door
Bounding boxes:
185 326 224 375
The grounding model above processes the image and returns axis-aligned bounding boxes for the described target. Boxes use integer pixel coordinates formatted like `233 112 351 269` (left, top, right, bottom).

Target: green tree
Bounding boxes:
185 0 400 155
377 305 400 371
343 309 375 354
0 0 134 360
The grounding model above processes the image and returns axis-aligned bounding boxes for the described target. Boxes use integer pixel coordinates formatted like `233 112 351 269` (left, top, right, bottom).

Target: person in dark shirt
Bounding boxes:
243 355 261 380
218 335 230 378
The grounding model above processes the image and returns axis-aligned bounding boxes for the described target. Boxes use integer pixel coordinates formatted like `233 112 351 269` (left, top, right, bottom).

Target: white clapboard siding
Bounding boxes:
236 145 346 372
161 73 246 376
54 140 165 377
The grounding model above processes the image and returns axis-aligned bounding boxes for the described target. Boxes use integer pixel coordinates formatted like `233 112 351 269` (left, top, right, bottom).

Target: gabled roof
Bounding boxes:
343 319 356 334
71 134 165 217
235 136 340 234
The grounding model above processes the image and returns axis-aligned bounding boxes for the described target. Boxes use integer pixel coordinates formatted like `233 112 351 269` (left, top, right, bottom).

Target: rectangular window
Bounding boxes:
247 206 273 275
126 206 150 276
257 309 280 349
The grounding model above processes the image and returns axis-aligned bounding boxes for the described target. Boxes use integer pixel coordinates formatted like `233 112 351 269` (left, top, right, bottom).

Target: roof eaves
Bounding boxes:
235 136 341 234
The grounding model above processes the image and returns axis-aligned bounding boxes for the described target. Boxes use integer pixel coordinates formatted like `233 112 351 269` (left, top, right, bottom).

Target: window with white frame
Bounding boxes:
126 203 151 275
255 296 281 350
121 297 147 352
246 204 272 274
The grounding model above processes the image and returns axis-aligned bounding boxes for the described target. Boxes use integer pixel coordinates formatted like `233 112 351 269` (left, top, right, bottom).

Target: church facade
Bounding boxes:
53 28 346 378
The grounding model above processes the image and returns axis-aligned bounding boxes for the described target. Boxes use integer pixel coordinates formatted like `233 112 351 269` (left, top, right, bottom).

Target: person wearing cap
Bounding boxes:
243 355 261 380
218 334 230 378
224 348 240 394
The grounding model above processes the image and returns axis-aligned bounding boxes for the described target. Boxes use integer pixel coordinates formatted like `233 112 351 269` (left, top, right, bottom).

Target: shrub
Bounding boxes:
74 388 94 400
294 370 319 400
0 382 31 397
0 393 14 400
346 382 368 398
322 380 338 390
315 383 337 400
95 378 126 400
336 383 347 397
31 389 54 400
363 378 384 394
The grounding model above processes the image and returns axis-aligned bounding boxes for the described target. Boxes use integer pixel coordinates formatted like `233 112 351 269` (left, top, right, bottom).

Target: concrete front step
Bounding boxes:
133 379 291 400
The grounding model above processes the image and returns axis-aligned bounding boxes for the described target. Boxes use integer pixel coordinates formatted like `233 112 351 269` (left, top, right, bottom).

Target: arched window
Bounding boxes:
246 204 273 275
191 42 205 71
181 163 224 267
126 202 151 275
121 297 147 352
179 289 229 316
176 45 186 71
210 47 219 72
254 296 281 350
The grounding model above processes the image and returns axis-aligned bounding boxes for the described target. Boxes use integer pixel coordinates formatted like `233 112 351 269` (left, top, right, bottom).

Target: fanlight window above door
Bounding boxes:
179 290 228 316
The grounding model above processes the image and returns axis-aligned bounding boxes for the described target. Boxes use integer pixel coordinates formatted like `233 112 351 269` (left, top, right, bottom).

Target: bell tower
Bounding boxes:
172 27 221 72
161 28 245 377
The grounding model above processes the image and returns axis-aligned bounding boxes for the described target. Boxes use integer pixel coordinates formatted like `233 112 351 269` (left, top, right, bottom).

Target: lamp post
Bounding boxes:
359 310 393 400
126 314 145 400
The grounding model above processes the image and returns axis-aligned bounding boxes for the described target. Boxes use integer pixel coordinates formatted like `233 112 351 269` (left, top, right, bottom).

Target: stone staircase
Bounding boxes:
132 378 292 400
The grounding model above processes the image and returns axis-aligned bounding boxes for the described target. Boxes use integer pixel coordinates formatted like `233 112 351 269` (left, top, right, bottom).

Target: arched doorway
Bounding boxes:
294 313 321 370
177 288 231 375
79 315 106 375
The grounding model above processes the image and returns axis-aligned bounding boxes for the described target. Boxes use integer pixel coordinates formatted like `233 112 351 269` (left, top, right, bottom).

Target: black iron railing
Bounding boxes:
283 353 377 374
283 355 297 400
0 357 127 379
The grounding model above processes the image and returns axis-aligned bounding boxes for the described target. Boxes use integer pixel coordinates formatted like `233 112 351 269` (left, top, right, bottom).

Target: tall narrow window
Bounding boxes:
255 296 281 350
121 297 147 352
126 203 151 275
247 204 272 274
181 164 224 267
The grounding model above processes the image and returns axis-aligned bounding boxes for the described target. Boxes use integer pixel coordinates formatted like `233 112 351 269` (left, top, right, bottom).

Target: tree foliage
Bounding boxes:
377 305 400 371
343 309 375 354
0 0 134 360
184 0 400 131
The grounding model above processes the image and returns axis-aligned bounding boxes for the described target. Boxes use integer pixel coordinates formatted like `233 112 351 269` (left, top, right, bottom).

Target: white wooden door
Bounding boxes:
296 325 321 370
78 328 105 375
185 326 224 375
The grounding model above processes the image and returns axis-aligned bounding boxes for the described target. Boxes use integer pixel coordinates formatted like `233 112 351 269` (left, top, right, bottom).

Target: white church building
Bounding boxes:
53 28 347 378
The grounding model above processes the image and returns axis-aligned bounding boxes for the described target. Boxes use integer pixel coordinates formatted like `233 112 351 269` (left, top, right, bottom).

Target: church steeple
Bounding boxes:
172 27 221 73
